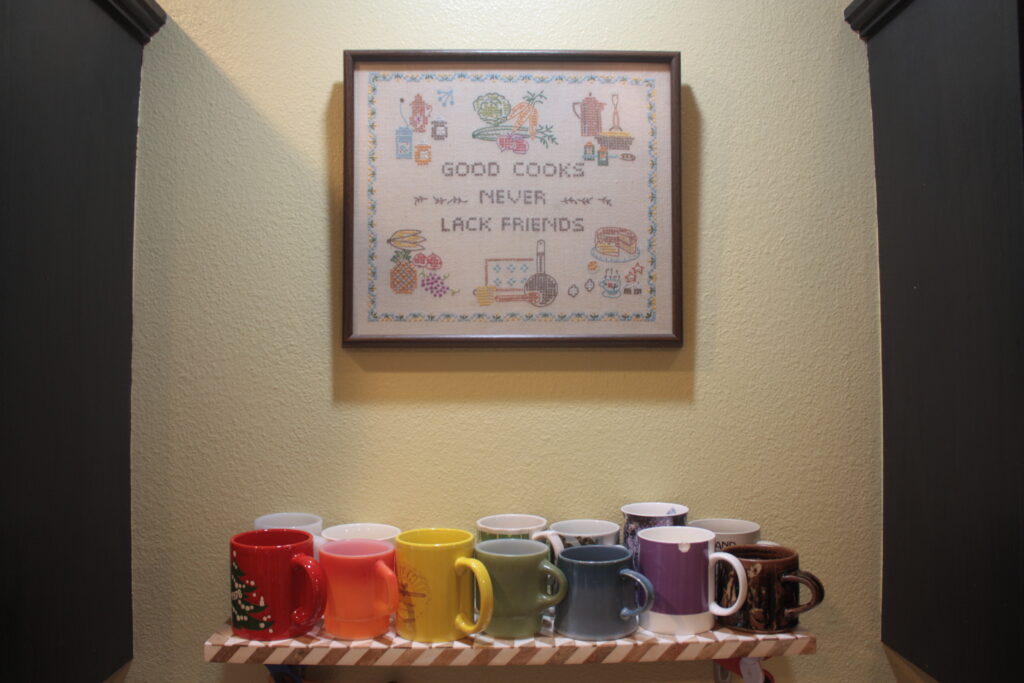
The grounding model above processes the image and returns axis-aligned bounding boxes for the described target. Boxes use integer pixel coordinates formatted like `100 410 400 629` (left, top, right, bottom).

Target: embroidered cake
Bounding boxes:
595 227 638 258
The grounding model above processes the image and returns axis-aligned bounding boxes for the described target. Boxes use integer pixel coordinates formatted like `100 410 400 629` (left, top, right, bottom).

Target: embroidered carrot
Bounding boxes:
508 91 547 139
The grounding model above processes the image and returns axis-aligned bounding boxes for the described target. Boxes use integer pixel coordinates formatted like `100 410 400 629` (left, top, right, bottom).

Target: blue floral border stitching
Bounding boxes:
365 72 659 324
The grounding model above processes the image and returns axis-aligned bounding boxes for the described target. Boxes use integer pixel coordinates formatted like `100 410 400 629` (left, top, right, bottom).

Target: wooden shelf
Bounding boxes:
204 621 816 667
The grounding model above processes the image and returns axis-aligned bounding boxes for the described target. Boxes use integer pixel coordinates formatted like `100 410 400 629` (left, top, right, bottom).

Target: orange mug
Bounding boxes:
320 539 399 639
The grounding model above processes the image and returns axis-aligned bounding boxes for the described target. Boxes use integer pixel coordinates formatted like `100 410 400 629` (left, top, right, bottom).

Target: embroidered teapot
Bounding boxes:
409 94 432 133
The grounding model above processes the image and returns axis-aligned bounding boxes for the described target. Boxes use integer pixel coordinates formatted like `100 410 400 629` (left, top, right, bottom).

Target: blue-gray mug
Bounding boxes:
554 544 655 640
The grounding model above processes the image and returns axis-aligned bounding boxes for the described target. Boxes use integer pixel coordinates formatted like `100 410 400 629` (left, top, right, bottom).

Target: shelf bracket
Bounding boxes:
266 664 306 683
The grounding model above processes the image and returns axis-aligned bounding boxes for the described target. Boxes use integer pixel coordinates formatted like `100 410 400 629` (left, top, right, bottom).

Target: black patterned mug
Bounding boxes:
532 519 619 558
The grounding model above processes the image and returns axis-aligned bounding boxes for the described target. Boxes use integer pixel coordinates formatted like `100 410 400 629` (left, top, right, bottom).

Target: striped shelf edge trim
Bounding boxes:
204 623 816 667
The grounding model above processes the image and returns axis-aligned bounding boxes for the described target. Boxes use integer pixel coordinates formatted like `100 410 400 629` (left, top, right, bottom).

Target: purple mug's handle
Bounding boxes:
289 553 326 631
709 552 748 617
618 569 654 620
782 569 825 619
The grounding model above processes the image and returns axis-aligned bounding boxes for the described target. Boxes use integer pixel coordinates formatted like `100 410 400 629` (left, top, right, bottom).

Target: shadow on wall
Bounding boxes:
327 83 703 405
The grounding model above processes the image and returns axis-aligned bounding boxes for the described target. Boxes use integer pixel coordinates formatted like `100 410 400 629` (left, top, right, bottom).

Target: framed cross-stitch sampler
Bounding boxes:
342 50 681 347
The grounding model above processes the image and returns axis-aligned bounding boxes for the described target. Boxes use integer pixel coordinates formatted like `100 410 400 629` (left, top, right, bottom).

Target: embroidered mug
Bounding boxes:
229 529 326 640
637 526 747 636
320 539 399 640
394 528 493 642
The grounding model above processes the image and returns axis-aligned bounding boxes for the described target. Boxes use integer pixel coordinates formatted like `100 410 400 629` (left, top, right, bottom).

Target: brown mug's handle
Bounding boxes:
781 569 825 619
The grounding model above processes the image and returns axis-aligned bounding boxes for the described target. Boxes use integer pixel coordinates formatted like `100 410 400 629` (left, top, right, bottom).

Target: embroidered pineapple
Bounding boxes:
390 249 418 294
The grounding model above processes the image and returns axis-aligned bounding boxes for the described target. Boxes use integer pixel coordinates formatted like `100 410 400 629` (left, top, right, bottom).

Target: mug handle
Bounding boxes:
535 560 567 610
618 569 655 620
782 569 825 619
289 553 326 631
530 530 564 558
373 559 399 614
453 557 493 635
709 552 748 617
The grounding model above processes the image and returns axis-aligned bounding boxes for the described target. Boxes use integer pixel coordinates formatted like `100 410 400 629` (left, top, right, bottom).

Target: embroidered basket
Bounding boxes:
594 131 634 150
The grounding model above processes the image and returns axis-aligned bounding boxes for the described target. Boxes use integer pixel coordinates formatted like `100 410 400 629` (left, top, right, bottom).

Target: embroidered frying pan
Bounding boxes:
522 239 557 307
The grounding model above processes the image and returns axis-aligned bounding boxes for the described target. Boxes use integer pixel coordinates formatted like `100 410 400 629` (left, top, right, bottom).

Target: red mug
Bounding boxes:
230 529 326 640
320 539 399 639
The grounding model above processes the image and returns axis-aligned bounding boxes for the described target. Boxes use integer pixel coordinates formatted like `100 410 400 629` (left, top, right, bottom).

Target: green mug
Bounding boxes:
475 538 567 638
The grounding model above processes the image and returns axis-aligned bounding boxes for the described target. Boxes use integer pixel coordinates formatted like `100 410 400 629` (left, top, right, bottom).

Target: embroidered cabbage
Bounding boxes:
473 92 512 125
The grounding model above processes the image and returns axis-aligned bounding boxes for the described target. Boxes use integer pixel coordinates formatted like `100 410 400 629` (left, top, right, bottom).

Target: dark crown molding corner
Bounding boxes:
845 0 914 40
99 0 167 45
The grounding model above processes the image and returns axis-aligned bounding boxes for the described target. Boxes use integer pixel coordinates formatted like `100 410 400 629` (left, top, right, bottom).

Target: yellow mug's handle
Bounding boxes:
453 557 493 635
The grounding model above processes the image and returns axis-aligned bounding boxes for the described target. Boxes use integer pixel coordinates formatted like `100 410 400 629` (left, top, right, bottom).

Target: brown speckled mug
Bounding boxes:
715 544 824 633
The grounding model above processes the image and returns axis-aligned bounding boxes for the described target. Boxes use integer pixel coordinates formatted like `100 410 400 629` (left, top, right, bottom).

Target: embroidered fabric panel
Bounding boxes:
350 62 676 338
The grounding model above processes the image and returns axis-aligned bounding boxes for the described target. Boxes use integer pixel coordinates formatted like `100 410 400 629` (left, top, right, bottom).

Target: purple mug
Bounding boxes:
637 526 747 635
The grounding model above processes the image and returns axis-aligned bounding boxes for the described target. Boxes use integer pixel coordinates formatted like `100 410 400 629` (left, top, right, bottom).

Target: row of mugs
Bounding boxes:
254 504 771 559
232 504 824 643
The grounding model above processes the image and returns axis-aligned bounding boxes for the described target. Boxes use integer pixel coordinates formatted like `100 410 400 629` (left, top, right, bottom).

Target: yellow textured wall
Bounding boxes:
128 1 888 681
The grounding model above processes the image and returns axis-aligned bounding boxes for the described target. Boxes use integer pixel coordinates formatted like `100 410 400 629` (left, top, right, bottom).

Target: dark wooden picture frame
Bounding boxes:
342 50 682 347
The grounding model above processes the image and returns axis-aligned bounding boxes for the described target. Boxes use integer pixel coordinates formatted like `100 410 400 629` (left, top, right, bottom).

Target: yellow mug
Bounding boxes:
395 528 493 642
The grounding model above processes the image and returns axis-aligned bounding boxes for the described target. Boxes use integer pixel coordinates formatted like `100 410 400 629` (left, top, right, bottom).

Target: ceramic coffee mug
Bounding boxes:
475 539 567 638
322 523 401 547
620 502 690 559
320 539 399 639
394 528 493 642
476 514 547 541
554 544 654 640
717 544 825 633
229 529 326 640
688 518 776 553
637 526 747 635
254 512 323 534
477 513 562 558
255 512 326 556
533 519 619 558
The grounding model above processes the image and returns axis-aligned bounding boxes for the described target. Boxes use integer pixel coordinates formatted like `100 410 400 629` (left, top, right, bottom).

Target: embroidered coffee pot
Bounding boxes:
572 93 605 137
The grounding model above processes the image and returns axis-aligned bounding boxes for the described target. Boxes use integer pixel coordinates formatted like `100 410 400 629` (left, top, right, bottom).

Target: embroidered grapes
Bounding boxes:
421 272 450 297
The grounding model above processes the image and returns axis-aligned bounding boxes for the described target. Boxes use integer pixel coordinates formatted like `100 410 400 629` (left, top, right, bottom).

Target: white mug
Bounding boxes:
476 514 547 538
687 518 777 553
533 519 620 558
254 512 325 556
322 522 401 545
